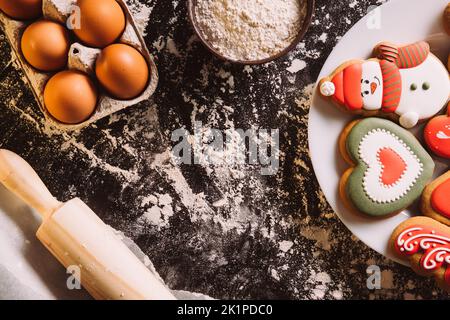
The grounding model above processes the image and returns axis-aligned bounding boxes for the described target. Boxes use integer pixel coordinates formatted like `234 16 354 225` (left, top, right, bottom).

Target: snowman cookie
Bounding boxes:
319 41 450 129
390 216 450 292
424 102 450 159
422 171 450 226
339 118 434 217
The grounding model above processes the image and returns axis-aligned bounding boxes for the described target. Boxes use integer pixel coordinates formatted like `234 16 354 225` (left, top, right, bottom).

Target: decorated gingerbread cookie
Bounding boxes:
339 118 434 217
422 171 450 226
424 102 450 159
390 216 450 292
444 3 450 35
319 41 450 129
448 54 450 72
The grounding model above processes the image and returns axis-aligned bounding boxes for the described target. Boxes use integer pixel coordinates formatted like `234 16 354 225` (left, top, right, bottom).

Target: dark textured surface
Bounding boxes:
0 0 448 299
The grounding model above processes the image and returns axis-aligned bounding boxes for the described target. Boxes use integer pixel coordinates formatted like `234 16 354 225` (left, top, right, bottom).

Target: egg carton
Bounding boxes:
0 0 158 131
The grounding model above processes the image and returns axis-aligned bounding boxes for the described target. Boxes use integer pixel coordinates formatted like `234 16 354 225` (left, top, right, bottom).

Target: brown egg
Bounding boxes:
21 20 70 72
44 70 98 124
95 44 149 100
0 0 42 20
74 0 126 48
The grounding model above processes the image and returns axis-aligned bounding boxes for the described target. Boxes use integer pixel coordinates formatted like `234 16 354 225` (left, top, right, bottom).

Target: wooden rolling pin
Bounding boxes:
0 149 175 300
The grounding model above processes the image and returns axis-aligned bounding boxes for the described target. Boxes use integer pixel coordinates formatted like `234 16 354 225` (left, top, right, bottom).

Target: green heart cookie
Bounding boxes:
343 118 434 217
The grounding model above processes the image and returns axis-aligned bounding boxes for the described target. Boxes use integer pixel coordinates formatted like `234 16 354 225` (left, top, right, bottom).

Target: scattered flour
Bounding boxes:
349 0 358 8
166 37 181 57
286 59 306 73
331 289 343 300
318 32 328 43
1 0 406 300
271 269 281 281
279 240 294 253
308 271 332 300
125 0 155 36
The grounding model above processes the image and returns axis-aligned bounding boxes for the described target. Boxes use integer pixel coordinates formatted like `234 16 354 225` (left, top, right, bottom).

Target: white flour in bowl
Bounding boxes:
194 0 307 61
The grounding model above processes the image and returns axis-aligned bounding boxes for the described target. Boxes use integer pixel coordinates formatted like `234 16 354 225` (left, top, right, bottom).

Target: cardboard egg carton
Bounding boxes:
0 0 158 131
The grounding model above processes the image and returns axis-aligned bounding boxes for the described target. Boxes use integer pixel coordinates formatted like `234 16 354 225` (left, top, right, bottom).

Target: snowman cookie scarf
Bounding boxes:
319 41 450 128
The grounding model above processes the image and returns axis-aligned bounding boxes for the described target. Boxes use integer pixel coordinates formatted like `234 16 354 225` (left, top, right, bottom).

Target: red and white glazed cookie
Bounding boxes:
319 41 450 129
424 103 450 159
390 216 450 292
422 171 450 226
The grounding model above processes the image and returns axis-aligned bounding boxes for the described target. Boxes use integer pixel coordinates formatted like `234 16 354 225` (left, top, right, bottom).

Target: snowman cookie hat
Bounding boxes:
320 41 450 129
320 59 402 112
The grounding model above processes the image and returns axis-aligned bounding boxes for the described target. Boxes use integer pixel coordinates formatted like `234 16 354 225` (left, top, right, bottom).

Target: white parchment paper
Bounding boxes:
0 183 210 300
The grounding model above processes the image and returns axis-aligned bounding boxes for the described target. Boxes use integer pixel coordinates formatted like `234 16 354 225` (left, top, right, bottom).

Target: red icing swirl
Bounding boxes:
395 225 450 286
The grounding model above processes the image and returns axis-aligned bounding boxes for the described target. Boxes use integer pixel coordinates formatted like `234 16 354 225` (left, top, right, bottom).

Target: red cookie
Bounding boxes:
422 171 450 226
424 103 450 159
390 216 450 292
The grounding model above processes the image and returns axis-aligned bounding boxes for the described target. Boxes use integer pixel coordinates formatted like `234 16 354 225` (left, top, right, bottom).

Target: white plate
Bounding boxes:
308 0 450 264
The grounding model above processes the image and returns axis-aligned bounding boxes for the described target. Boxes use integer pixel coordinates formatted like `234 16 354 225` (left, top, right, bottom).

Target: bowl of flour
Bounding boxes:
188 0 314 64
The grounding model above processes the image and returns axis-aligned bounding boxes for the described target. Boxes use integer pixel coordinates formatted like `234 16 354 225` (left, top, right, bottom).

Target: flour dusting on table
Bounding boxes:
0 0 445 300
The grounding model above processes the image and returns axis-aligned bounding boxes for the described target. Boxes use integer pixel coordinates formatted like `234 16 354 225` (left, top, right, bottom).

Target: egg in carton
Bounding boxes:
0 0 158 131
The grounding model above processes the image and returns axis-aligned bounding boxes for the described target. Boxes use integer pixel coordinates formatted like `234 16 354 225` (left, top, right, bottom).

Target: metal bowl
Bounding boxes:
188 0 315 65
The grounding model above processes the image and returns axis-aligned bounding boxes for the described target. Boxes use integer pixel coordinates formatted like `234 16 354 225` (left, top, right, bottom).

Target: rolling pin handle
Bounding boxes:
0 149 61 219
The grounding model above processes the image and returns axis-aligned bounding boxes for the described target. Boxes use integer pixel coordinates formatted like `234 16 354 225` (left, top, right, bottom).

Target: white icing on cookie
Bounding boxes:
437 131 450 140
361 61 383 111
399 112 419 129
320 81 335 97
397 226 450 270
358 128 423 204
396 55 450 123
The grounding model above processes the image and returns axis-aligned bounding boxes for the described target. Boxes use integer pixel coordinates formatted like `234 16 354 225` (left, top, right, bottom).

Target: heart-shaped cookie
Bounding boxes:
424 105 450 159
339 118 434 217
